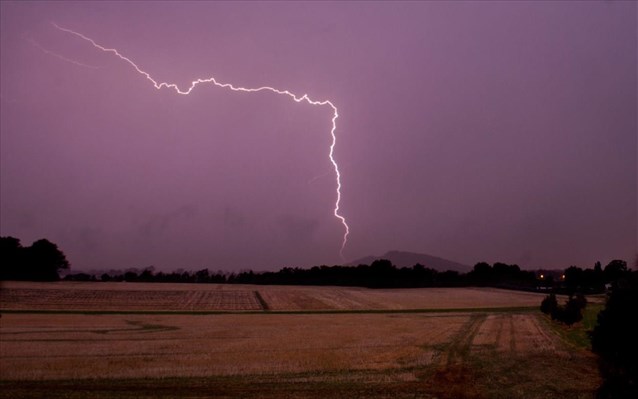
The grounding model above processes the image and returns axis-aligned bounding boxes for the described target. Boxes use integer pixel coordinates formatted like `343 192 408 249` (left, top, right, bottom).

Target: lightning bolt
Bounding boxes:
52 23 350 260
26 36 100 69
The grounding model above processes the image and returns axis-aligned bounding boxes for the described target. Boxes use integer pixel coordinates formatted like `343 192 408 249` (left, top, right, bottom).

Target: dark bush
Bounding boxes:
591 272 638 398
546 293 587 326
541 293 558 314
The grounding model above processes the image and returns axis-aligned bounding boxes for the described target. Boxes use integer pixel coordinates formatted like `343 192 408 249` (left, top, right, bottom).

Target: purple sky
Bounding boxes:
1 1 636 272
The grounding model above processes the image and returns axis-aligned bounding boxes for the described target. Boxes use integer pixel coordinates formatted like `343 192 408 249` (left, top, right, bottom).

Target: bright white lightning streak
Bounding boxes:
52 23 350 260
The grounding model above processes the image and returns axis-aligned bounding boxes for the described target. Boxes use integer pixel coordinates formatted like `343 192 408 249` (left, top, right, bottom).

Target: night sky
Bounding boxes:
1 1 636 272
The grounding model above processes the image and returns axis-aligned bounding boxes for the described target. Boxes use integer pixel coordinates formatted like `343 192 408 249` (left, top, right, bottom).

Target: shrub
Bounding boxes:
591 272 638 398
541 293 558 314
545 293 587 326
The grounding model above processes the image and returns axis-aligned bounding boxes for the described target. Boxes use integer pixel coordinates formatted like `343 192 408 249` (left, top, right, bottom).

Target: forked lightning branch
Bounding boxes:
52 23 350 260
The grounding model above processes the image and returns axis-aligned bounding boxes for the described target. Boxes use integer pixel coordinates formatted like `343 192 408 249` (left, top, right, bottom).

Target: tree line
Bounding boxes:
1 235 630 294
63 260 539 289
65 258 628 293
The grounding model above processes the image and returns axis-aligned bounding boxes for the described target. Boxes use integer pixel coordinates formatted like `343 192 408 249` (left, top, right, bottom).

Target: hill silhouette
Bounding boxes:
348 250 471 273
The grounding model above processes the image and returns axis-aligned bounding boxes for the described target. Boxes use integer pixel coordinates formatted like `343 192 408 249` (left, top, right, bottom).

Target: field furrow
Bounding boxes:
1 281 560 312
0 282 601 398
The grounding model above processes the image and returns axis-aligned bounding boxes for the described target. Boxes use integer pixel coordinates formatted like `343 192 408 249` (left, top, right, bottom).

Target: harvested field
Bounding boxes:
0 282 600 398
0 281 561 312
0 287 262 311
0 312 461 379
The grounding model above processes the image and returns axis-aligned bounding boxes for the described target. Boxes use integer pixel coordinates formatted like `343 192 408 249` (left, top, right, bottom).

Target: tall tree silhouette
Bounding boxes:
0 236 24 280
603 260 628 284
0 236 70 281
591 272 638 398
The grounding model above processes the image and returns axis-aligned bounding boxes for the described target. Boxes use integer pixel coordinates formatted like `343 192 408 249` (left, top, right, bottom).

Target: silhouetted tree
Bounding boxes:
492 262 520 283
470 262 492 285
564 266 584 293
591 272 638 398
546 293 586 326
541 293 558 315
583 262 605 293
437 270 461 285
139 267 155 282
560 295 586 326
123 271 139 282
1 237 70 281
595 261 604 276
0 236 24 280
368 259 395 287
195 269 210 283
604 260 628 284
210 271 227 283
412 263 437 287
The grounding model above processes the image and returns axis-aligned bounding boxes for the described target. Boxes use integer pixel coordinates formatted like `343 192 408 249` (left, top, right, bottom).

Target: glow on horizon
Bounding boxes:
52 23 350 260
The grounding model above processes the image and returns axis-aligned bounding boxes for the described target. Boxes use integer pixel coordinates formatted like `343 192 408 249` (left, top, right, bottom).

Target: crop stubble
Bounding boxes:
0 282 599 398
1 281 559 311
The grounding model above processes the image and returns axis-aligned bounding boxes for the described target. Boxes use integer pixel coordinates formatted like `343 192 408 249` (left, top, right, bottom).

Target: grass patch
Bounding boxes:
541 303 603 349
466 351 599 399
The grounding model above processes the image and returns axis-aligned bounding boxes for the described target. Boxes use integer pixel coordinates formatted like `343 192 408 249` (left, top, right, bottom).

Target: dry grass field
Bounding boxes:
0 281 563 311
0 282 600 398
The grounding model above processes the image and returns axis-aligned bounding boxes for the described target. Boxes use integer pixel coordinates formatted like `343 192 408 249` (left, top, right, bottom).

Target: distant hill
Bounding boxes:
348 250 471 273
